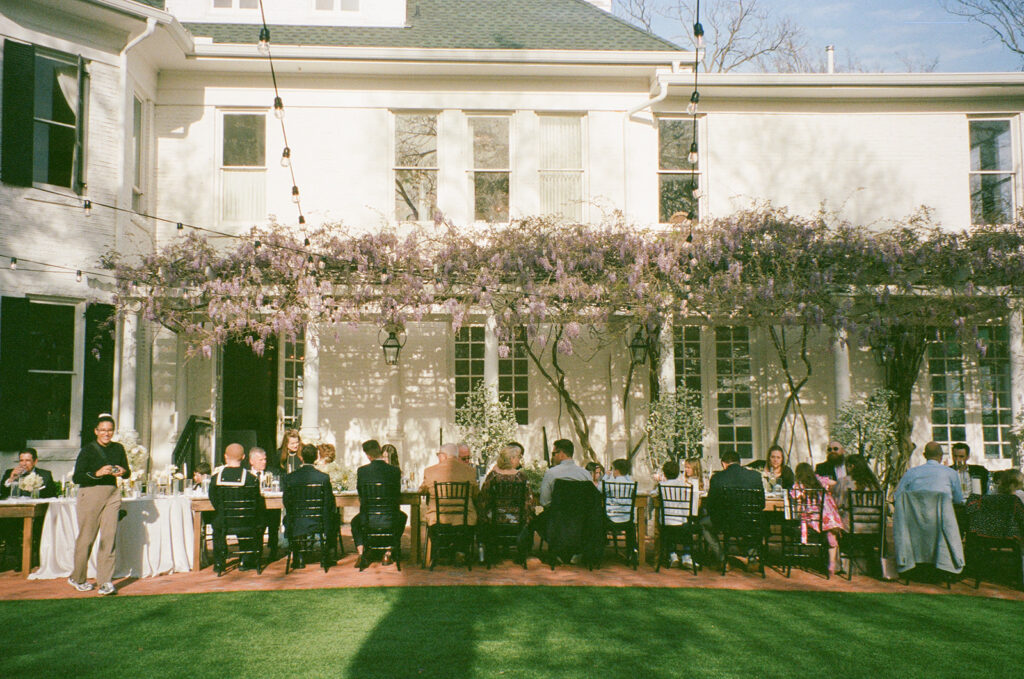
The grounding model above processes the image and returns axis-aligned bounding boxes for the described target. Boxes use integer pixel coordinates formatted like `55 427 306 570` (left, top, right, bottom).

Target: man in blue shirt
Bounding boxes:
895 441 964 504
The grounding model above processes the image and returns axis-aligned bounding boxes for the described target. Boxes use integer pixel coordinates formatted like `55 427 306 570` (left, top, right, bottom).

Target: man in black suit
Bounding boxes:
701 449 765 563
282 444 336 569
1 449 58 499
815 441 847 482
950 442 989 496
351 439 406 568
209 443 265 573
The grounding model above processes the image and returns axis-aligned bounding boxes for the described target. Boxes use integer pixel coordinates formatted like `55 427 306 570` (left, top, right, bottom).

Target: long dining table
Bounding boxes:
189 490 426 571
0 499 49 577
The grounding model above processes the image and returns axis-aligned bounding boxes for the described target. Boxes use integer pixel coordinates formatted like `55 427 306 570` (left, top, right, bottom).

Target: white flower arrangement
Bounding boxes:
454 384 519 469
113 431 150 475
320 460 350 491
18 472 44 493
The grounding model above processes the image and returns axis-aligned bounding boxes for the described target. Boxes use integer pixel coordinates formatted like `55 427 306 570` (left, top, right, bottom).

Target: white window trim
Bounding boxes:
391 109 441 224
217 108 268 227
657 114 706 225
537 112 588 223
24 296 85 450
467 113 513 225
968 115 1020 226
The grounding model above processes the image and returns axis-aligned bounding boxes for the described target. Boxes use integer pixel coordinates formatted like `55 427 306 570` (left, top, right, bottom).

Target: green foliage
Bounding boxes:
831 388 898 482
454 383 519 469
644 387 706 468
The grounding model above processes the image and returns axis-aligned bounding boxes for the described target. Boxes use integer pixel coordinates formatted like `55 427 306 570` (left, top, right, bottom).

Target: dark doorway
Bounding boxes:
221 338 278 464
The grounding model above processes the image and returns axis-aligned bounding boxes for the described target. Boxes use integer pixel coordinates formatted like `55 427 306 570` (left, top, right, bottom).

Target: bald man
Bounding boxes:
209 443 265 573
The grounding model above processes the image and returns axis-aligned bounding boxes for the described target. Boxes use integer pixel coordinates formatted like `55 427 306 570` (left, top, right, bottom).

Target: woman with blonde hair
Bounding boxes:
315 443 336 472
278 429 303 475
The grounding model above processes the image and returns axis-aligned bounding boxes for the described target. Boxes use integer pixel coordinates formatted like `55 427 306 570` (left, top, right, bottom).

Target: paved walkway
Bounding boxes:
2 548 1022 602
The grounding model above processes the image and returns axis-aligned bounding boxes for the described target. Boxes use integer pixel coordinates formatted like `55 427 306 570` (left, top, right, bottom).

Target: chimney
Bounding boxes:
586 0 613 11
826 45 835 74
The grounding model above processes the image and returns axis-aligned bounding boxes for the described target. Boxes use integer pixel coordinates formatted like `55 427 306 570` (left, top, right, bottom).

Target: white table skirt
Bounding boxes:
29 495 194 580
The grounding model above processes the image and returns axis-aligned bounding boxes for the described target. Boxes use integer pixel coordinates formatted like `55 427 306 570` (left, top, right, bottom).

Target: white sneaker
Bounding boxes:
68 577 93 592
97 582 116 596
569 553 582 565
680 554 695 568
668 552 681 567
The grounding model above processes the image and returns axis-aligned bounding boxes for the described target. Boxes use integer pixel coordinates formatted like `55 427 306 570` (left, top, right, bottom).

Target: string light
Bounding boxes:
76 270 83 282
280 146 291 167
298 215 306 225
257 27 270 56
304 237 310 247
687 90 700 115
688 142 699 165
9 257 17 270
176 222 184 231
83 199 92 217
273 96 284 120
291 185 300 203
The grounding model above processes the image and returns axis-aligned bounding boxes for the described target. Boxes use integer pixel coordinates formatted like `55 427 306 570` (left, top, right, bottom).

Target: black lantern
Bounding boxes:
379 326 406 366
628 328 648 365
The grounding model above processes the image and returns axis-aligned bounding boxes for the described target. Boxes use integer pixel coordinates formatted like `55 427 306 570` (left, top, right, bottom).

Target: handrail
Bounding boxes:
172 415 213 472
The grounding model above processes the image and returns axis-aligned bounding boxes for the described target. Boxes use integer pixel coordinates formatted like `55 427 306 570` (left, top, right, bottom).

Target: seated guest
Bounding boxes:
1 449 58 499
516 438 592 559
701 449 765 564
895 441 964 505
382 443 401 472
792 462 844 575
278 429 303 476
950 442 988 497
283 444 337 569
478 444 535 522
192 462 211 490
421 444 479 527
762 445 795 490
683 457 705 491
815 441 847 483
209 443 265 572
247 447 280 558
656 459 697 568
351 439 406 567
315 443 336 473
585 462 605 488
835 454 881 530
999 470 1024 505
602 458 635 524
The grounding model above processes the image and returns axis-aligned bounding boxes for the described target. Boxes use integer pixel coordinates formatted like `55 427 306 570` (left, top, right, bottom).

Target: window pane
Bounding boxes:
395 169 437 221
659 119 694 170
25 373 72 440
970 120 1012 171
341 0 359 9
34 57 77 125
540 172 582 221
394 114 437 167
33 122 75 187
133 97 143 188
970 173 1014 225
239 0 259 8
213 0 232 7
315 0 333 8
223 114 265 167
659 174 699 223
474 172 509 222
471 117 509 170
222 169 266 222
540 116 581 169
26 303 75 370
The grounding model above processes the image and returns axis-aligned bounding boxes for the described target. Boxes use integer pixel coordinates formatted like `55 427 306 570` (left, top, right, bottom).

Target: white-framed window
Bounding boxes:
969 118 1016 225
220 111 266 224
454 326 486 412
131 94 150 213
926 325 1012 460
1 41 87 192
315 0 359 9
23 299 85 444
498 332 529 425
539 114 584 221
394 112 438 222
279 330 304 433
454 325 529 423
658 117 701 223
673 324 704 458
213 0 259 8
469 115 510 223
715 326 753 459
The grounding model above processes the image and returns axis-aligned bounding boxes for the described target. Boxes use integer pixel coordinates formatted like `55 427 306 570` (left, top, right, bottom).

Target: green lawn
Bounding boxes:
2 587 1019 679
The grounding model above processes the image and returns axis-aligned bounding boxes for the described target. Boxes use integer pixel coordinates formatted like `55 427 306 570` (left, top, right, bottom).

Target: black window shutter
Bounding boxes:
1 40 35 188
73 54 87 194
0 296 30 450
81 303 115 446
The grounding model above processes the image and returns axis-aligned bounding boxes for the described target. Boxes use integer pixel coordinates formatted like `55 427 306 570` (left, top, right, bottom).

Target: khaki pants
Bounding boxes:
72 485 121 584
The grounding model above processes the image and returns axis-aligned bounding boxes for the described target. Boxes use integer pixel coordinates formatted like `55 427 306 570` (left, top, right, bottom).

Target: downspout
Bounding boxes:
112 17 157 437
622 69 671 220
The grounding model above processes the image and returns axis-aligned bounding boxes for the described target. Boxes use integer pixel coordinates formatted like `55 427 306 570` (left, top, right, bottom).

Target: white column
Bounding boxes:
300 325 320 442
484 316 499 392
833 328 851 411
1010 310 1024 451
608 351 627 457
658 319 675 396
117 311 139 438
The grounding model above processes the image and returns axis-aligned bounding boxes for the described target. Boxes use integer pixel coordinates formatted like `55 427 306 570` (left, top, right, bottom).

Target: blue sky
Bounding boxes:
643 0 1021 72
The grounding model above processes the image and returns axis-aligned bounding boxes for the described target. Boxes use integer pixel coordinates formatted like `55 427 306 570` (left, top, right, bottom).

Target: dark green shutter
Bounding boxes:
0 296 30 450
81 304 115 446
1 40 35 187
73 54 86 194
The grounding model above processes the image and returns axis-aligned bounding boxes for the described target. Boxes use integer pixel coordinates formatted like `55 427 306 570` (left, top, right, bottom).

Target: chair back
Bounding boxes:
848 489 884 535
218 484 262 534
547 479 604 563
358 481 402 538
719 487 766 538
657 483 696 527
788 487 826 525
486 479 527 527
433 481 471 526
602 480 637 524
289 482 329 526
967 493 1024 541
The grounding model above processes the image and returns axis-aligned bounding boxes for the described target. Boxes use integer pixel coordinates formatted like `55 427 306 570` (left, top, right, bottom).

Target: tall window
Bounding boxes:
970 119 1015 225
280 331 304 432
1 41 86 191
673 325 704 457
658 118 700 223
715 327 752 459
394 113 438 221
220 112 266 223
498 334 529 425
131 95 146 212
927 330 967 446
539 115 584 221
469 116 510 222
454 327 486 412
978 326 1011 459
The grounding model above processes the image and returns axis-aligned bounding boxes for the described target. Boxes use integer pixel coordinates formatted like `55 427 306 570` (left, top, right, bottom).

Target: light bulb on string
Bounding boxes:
687 91 700 115
298 215 306 225
291 185 300 204
76 270 83 282
176 222 184 232
257 27 271 56
304 237 310 247
693 22 705 48
9 257 16 270
254 239 261 250
687 142 699 165
83 200 92 217
280 147 291 168
273 96 284 120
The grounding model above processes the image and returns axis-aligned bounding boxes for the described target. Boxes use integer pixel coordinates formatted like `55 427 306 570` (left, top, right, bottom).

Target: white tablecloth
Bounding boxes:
29 495 194 580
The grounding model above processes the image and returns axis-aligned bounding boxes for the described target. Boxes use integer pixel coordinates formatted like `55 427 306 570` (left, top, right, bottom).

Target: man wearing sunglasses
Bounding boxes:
815 441 847 483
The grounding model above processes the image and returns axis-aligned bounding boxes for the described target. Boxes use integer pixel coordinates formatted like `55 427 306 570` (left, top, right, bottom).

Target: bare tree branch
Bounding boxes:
943 0 1024 66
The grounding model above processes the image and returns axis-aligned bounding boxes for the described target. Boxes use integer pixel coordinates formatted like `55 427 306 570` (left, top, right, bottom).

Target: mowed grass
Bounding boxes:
1 586 1020 679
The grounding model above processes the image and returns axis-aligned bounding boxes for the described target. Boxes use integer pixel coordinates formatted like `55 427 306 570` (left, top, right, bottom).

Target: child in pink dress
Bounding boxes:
792 463 844 574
